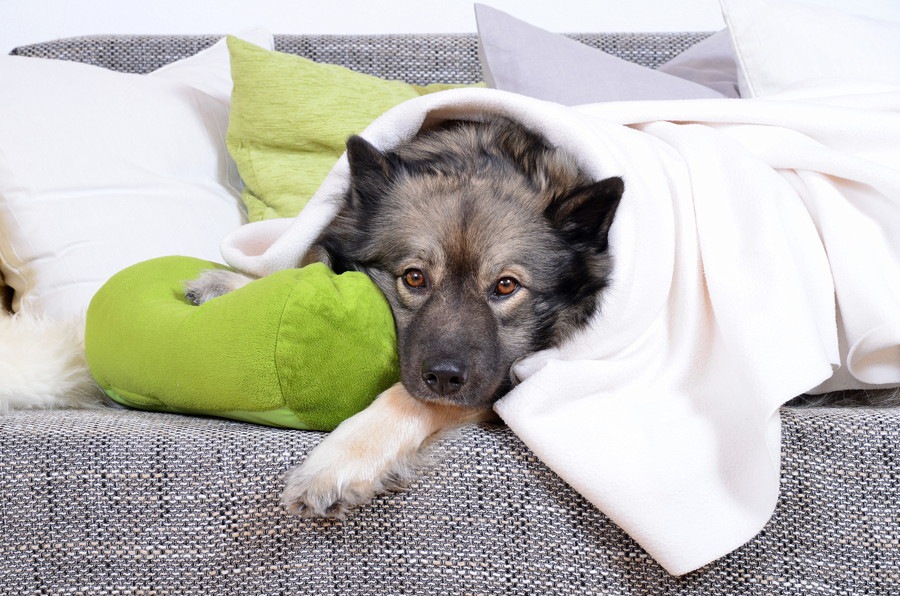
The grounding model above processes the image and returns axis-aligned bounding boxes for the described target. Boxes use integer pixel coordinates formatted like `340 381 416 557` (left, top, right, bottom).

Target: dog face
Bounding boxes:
315 119 623 408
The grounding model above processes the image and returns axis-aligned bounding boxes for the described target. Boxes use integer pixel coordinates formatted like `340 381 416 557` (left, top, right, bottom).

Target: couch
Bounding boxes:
1 31 898 595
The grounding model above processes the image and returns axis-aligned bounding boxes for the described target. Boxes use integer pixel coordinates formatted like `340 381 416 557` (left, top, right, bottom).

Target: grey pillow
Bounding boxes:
657 29 740 98
474 4 729 104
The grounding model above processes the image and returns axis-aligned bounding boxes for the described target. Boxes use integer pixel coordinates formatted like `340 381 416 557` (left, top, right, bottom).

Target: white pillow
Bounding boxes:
0 29 273 320
720 0 900 97
149 27 273 104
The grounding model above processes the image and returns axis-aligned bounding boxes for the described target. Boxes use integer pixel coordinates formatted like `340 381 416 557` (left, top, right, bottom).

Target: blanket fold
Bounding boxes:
220 86 900 575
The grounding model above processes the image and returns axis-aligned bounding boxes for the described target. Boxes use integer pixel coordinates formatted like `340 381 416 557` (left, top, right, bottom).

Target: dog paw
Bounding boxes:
279 383 482 519
183 269 255 305
280 437 415 518
282 465 378 518
280 397 423 518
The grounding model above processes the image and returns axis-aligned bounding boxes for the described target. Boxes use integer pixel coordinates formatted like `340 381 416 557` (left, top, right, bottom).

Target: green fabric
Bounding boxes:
85 256 399 431
226 36 481 221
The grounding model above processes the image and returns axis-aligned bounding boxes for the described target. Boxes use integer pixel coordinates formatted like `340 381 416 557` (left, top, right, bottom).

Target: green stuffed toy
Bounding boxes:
85 256 399 431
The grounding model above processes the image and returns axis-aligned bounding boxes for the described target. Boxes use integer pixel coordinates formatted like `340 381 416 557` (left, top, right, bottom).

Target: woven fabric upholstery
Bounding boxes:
3 33 900 594
9 35 223 75
10 32 711 83
0 408 898 595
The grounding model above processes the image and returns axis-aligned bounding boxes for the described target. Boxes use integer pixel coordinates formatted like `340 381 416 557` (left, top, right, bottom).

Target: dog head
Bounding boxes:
316 119 623 408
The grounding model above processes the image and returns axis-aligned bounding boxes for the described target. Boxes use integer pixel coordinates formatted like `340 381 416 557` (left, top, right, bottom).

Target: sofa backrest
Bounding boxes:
10 32 711 84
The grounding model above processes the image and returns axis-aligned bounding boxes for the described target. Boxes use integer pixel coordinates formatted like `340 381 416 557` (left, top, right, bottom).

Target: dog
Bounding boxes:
185 117 625 516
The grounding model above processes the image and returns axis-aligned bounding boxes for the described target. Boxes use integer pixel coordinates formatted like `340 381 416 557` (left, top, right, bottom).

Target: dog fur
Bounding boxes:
0 312 105 412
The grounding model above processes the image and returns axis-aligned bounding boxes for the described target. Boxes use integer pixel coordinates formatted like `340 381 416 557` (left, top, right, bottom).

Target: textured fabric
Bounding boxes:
11 32 712 81
0 408 898 594
84 256 398 430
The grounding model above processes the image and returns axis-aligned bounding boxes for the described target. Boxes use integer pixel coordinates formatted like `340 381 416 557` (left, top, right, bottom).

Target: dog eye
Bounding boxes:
494 276 519 297
403 269 427 289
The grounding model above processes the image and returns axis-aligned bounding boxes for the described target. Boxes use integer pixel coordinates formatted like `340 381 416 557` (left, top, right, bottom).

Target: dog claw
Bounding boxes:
324 502 348 518
285 499 307 517
281 468 371 519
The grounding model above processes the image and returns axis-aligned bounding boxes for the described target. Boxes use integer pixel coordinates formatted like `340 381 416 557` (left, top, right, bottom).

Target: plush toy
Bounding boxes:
84 256 399 431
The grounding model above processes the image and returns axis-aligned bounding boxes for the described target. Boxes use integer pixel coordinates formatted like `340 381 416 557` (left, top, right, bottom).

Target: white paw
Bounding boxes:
280 394 427 518
281 429 418 518
280 383 485 518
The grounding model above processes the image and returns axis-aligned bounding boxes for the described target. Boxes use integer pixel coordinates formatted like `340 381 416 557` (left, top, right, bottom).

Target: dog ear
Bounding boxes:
545 176 624 252
345 135 397 210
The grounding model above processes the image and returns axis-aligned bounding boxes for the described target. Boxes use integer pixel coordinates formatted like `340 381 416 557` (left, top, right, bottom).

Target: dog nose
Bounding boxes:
421 359 468 396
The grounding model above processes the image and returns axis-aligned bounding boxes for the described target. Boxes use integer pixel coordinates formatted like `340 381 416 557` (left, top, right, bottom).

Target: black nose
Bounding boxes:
421 359 468 396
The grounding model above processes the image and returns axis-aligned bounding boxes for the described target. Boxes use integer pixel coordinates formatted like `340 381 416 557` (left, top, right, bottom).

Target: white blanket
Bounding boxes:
221 86 900 575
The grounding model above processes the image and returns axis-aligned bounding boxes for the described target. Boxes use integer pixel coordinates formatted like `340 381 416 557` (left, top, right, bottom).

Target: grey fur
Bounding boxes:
315 118 623 407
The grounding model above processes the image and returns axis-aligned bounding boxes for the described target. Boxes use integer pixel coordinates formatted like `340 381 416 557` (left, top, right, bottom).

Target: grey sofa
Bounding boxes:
2 33 898 595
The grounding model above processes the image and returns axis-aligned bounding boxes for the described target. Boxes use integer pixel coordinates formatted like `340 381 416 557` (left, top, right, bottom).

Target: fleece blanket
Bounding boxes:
220 86 900 575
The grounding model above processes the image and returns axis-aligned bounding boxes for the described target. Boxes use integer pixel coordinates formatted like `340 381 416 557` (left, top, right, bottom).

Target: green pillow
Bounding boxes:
84 256 399 430
226 36 480 221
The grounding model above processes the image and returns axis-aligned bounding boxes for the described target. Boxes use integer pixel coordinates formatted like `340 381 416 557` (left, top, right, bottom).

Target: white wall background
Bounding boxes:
0 0 726 55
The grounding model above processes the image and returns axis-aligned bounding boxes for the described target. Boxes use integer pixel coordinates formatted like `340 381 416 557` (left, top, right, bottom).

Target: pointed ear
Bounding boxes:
345 135 396 210
545 176 624 252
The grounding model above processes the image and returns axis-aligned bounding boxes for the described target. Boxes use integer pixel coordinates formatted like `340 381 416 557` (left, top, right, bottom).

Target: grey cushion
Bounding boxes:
657 29 740 98
474 4 725 104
